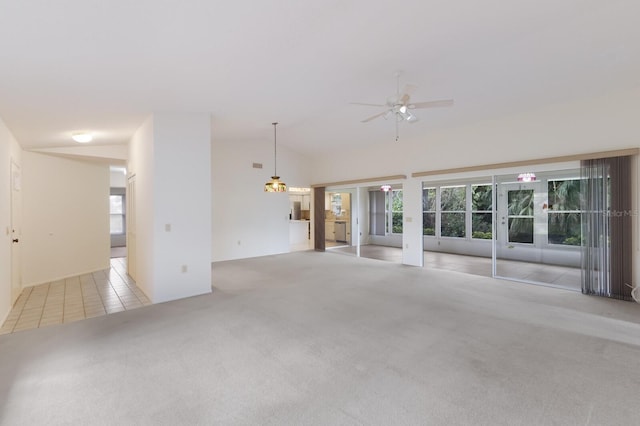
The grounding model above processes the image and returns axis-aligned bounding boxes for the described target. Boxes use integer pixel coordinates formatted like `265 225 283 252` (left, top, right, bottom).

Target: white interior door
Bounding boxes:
126 174 137 282
10 161 22 304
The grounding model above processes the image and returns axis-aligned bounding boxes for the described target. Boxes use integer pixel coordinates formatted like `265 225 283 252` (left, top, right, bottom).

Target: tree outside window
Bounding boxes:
422 187 436 236
391 189 403 234
441 186 465 237
507 189 534 243
548 179 581 245
472 184 492 239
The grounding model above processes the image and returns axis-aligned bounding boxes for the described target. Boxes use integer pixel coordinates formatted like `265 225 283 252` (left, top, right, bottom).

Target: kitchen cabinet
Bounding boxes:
325 222 335 241
301 194 310 210
341 193 350 216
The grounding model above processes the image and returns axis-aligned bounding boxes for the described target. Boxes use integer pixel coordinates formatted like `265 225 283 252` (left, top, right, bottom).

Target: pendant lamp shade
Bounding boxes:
265 122 287 192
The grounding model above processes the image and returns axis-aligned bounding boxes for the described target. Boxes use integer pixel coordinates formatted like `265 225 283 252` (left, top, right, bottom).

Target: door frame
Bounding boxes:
10 159 22 304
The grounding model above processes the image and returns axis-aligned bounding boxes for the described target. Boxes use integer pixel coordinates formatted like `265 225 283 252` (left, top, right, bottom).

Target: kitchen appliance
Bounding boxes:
335 221 347 243
292 201 301 220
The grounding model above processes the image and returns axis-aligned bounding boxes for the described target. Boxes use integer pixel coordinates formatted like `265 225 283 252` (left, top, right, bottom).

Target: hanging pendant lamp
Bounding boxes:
264 122 287 192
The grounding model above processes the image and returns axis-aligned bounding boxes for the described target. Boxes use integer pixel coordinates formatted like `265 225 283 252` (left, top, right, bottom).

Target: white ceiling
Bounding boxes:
0 0 638 156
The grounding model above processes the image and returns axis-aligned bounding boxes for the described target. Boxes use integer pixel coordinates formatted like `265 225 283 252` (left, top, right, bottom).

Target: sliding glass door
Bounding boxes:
494 171 581 289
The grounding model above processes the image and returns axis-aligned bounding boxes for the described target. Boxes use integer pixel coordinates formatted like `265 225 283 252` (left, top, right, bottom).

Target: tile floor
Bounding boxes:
329 245 581 290
0 257 151 335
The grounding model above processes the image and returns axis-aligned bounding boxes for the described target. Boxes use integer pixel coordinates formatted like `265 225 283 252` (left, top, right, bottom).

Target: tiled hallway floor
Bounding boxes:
0 257 151 335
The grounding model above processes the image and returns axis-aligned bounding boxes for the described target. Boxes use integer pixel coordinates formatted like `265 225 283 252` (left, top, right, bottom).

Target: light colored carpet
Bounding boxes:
1 251 639 425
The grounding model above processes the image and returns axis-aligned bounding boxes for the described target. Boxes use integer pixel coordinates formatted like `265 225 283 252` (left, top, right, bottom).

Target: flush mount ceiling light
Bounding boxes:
72 132 93 143
517 172 537 182
264 122 287 192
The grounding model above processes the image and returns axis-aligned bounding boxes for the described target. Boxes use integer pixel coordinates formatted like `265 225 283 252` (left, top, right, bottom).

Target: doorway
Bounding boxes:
110 166 127 258
494 171 581 289
325 191 352 248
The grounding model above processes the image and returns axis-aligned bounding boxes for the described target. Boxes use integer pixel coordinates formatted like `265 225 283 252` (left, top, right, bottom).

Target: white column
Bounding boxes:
129 112 212 303
402 178 424 266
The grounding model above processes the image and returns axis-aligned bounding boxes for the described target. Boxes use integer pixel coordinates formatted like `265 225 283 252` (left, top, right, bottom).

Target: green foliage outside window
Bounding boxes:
472 185 492 239
508 189 534 243
391 190 403 233
548 179 582 245
441 186 465 237
422 188 436 235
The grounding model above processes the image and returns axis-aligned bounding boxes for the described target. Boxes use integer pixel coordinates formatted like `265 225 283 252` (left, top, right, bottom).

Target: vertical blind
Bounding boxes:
581 156 632 300
369 191 386 236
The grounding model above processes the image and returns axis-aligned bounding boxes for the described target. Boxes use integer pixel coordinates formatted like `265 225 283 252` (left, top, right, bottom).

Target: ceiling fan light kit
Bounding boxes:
264 122 287 193
351 72 454 141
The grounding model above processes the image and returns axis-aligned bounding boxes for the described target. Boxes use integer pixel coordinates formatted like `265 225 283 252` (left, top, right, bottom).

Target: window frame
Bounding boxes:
422 187 436 236
471 183 493 240
440 185 466 238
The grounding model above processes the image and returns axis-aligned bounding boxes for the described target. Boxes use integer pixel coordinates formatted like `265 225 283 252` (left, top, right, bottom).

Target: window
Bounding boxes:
369 188 403 235
471 184 492 239
440 186 465 237
390 189 403 234
422 187 436 236
110 194 125 235
548 179 581 245
331 193 342 216
507 189 534 243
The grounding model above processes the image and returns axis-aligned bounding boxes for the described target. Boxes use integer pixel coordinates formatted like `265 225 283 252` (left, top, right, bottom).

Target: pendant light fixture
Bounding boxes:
264 122 287 192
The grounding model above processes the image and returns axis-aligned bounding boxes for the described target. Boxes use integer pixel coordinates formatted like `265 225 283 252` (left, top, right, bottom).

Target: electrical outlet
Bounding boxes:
181 265 188 273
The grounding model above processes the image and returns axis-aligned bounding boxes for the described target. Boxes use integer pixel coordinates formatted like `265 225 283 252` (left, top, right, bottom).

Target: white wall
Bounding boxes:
0 117 21 321
211 138 312 261
401 179 423 266
128 116 155 300
311 87 640 184
128 112 212 303
21 151 110 286
110 170 126 188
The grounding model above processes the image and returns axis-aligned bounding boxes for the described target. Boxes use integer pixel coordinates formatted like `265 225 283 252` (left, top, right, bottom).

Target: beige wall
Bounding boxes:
21 151 110 286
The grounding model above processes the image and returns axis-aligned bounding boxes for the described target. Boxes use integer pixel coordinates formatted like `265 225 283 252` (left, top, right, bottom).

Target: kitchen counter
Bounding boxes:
289 220 310 244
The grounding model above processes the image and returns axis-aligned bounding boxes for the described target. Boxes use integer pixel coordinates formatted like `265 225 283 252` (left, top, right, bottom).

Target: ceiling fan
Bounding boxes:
351 72 454 141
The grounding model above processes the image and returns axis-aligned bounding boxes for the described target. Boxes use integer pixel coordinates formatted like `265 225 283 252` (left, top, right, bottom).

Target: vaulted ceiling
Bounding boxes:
0 0 638 156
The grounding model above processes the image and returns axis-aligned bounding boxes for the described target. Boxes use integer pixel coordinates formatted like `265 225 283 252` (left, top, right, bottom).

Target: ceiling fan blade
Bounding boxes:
361 110 388 123
350 102 386 107
409 99 454 109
